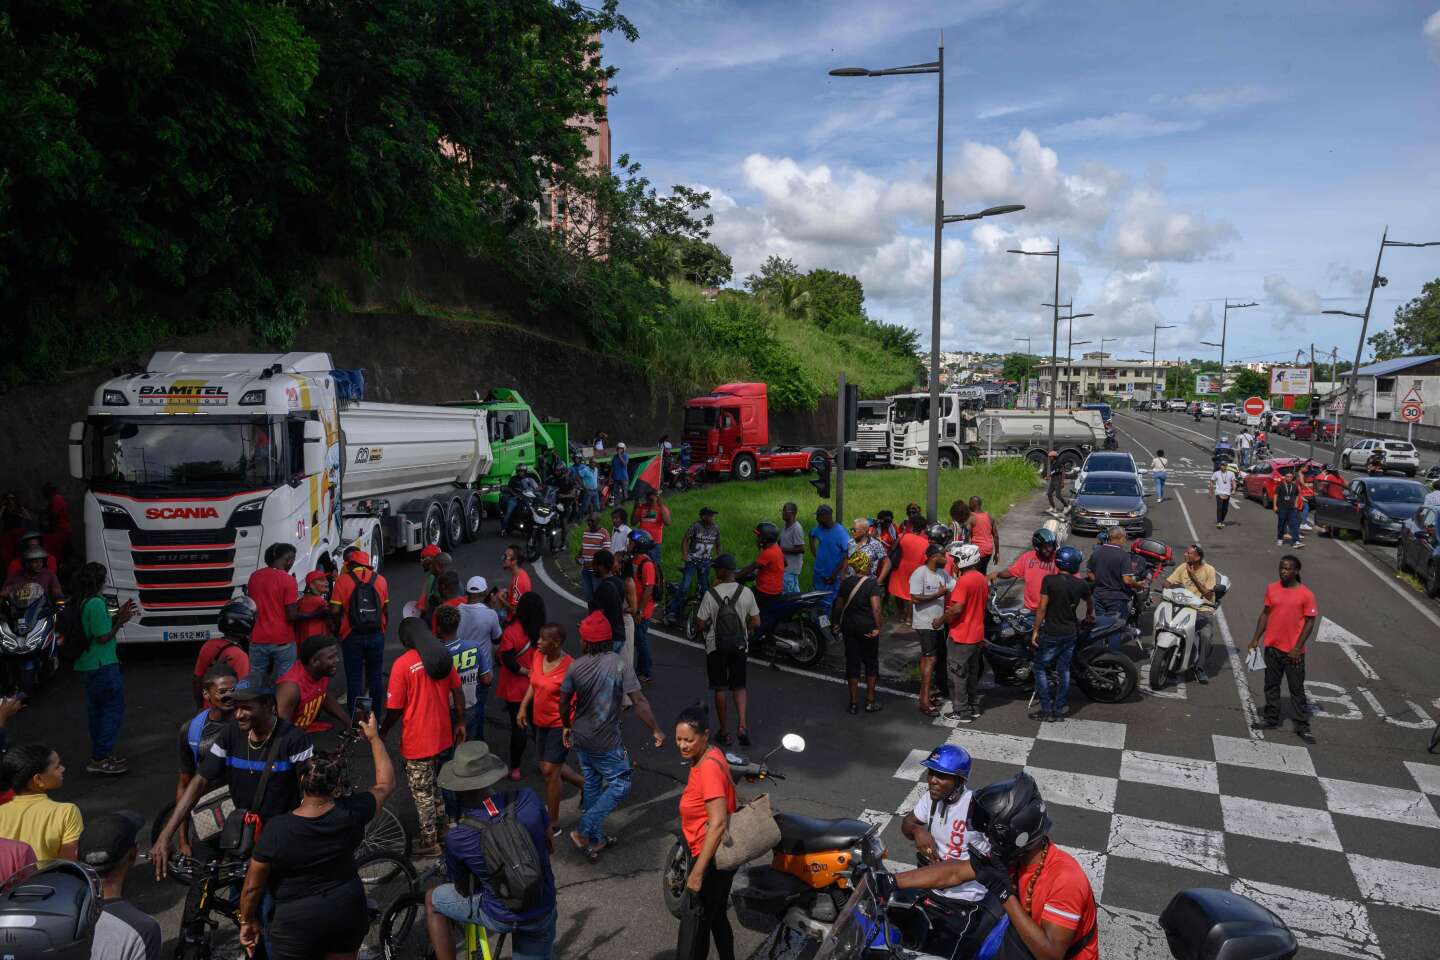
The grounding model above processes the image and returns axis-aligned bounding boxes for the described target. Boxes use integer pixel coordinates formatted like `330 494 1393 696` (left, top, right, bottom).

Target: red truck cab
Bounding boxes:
683 383 820 480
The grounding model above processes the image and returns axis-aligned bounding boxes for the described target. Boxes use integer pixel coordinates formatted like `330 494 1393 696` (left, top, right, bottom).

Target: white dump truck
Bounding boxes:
70 352 491 643
889 391 1102 473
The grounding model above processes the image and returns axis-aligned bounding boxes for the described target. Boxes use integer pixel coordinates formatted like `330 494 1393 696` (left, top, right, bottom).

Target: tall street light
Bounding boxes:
1069 339 1094 401
1057 306 1095 404
1322 228 1440 463
1009 245 1061 450
1200 300 1258 446
1013 338 1032 407
831 47 1023 519
1147 324 1176 421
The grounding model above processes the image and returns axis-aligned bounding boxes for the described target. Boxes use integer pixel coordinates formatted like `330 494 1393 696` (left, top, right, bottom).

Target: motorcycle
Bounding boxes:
756 591 831 669
1102 423 1118 450
1125 536 1173 627
505 488 562 562
0 590 60 696
982 596 1140 703
1149 574 1230 690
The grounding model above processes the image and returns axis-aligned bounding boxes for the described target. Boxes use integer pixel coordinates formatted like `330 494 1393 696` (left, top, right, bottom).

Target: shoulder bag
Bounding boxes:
708 751 781 871
218 732 284 857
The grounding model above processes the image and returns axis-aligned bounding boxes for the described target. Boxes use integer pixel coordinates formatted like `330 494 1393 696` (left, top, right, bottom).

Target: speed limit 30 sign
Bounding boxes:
1400 402 1423 423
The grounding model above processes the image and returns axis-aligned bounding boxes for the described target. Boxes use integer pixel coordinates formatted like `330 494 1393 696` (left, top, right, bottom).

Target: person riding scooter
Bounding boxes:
1162 544 1218 684
1 544 61 605
500 465 540 534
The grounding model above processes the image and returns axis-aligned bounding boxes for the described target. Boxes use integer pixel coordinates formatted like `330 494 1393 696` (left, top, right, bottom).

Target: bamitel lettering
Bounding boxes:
145 507 221 520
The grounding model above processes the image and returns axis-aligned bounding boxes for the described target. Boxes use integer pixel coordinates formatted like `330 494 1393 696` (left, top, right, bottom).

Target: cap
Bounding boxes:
617 441 627 449
466 576 489 595
699 506 718 516
231 678 277 702
348 550 373 569
579 611 613 643
713 553 738 571
79 810 145 872
925 543 945 559
815 504 833 516
304 570 329 586
419 545 441 560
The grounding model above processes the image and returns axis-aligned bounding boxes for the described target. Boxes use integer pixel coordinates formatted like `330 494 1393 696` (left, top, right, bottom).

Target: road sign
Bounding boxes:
1243 396 1266 416
1330 399 1344 413
1401 386 1423 405
1400 402 1423 423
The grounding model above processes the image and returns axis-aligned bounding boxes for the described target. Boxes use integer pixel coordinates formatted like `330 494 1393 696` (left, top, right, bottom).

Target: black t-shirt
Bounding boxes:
197 719 314 820
1039 573 1091 633
177 711 229 777
837 575 884 634
1086 545 1134 604
253 792 376 901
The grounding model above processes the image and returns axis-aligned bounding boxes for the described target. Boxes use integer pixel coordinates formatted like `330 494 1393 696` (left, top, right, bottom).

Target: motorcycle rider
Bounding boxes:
894 771 1099 960
3 530 57 577
737 521 785 639
989 528 1060 622
2 544 62 603
501 465 540 535
1163 543 1217 684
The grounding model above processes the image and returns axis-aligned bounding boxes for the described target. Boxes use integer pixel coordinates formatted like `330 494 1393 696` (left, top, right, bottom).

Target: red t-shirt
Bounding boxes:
277 661 332 733
246 566 297 646
755 544 785 596
681 747 737 856
507 569 533 610
946 571 989 645
330 567 389 637
1261 581 1318 653
631 557 657 620
430 596 465 631
193 637 249 680
528 654 572 728
636 505 667 544
294 594 330 646
887 532 929 600
1006 550 1058 611
1013 845 1098 960
496 623 537 703
385 648 461 760
969 512 995 557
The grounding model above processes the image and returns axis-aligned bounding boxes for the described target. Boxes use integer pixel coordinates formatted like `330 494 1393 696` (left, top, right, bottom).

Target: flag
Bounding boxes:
630 453 663 499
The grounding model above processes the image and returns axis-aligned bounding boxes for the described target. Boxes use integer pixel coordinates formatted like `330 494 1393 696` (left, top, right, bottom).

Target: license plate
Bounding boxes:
818 615 830 629
1097 519 1119 527
162 629 212 642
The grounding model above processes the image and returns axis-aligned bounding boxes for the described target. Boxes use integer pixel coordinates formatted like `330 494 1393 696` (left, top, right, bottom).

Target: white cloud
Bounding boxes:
1108 187 1236 261
1044 112 1204 143
1149 86 1275 113
1263 275 1323 326
738 154 929 247
1426 9 1440 60
976 96 1063 121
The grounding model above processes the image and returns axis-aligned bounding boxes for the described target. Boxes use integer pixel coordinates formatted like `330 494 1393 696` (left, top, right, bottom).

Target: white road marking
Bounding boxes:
893 749 929 781
1334 534 1440 631
1319 777 1440 829
1219 794 1343 851
893 780 928 816
1107 813 1229 875
1119 750 1220 794
1356 685 1435 730
1314 617 1373 648
1025 766 1118 813
941 728 1035 766
1230 878 1384 960
1348 853 1440 915
1404 760 1440 797
1097 906 1168 960
1067 845 1108 902
1035 716 1127 750
1212 734 1318 777
859 809 894 835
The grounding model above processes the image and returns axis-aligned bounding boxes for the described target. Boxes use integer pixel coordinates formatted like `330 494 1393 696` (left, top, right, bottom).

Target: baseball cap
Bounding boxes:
466 576 489 595
815 504 833 516
419 545 441 560
79 810 145 873
348 550 373 569
231 678 277 702
713 553 738 571
617 441 627 449
304 570 329 586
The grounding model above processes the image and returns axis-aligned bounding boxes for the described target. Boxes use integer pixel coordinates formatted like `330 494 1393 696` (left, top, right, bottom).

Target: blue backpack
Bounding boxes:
185 709 209 765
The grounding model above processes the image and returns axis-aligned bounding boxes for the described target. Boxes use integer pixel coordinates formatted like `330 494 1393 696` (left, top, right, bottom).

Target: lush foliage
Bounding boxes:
1223 368 1270 402
1368 278 1440 360
1002 353 1040 388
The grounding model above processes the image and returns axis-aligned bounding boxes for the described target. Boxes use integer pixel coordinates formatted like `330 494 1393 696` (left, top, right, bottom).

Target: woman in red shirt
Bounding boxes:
517 623 584 825
968 495 997 574
674 706 737 960
887 516 931 617
496 592 546 780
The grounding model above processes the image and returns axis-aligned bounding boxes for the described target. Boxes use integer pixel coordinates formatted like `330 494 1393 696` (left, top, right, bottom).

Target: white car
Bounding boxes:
1219 403 1238 421
1341 438 1421 476
1076 450 1141 490
1167 399 1188 412
1200 402 1217 418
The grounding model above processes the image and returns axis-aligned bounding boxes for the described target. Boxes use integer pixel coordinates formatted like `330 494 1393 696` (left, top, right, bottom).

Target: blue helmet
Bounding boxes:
1055 545 1083 573
1031 527 1058 553
919 743 972 780
627 529 656 553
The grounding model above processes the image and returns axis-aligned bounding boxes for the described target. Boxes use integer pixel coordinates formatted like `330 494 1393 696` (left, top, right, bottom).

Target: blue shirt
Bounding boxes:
445 790 556 923
576 463 598 490
809 523 852 586
447 632 493 708
610 452 629 479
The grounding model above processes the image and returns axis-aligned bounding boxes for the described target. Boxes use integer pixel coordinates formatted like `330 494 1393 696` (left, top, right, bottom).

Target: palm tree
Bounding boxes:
766 276 813 321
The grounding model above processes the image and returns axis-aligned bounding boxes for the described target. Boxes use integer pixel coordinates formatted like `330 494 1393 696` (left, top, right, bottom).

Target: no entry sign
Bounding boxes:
1243 396 1266 416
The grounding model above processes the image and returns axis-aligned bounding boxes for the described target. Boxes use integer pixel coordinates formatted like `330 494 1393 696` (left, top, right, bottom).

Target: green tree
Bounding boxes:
1224 368 1269 401
743 255 800 297
766 275 813 321
1003 352 1039 387
1368 279 1440 360
803 268 866 331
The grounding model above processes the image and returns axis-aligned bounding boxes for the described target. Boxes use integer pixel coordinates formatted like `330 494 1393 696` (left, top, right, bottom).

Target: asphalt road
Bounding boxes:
13 425 1440 959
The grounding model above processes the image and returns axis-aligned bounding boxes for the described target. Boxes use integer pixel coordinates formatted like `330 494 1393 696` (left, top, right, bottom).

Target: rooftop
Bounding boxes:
1345 355 1440 378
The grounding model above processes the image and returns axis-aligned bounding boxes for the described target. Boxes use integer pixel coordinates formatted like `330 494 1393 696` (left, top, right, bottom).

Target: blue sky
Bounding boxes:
602 0 1440 364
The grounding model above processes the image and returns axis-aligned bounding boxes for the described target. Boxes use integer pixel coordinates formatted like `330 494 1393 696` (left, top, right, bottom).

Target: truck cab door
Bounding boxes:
940 397 959 439
718 410 742 453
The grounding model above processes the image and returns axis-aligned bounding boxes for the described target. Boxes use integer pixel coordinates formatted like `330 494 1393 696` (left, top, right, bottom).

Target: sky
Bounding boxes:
601 0 1440 367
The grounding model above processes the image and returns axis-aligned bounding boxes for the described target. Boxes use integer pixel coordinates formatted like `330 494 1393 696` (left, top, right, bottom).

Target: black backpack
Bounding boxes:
57 597 91 662
709 587 748 654
347 571 383 633
462 794 546 913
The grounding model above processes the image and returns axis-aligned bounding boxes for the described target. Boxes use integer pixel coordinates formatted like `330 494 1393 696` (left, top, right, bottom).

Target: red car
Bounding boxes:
1289 418 1337 441
1241 457 1321 506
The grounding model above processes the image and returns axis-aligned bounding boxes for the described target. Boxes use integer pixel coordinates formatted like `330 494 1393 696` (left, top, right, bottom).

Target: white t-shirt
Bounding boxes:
1151 456 1168 472
1211 470 1236 497
1237 433 1252 449
779 521 807 576
909 565 955 630
911 789 990 902
694 581 761 653
610 523 631 554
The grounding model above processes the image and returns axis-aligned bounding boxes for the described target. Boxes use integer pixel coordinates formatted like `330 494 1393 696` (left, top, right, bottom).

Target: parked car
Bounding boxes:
1276 414 1309 438
1241 457 1319 506
1070 471 1151 538
1219 403 1237 421
1200 402 1217 418
1166 399 1188 412
1313 476 1428 544
1289 418 1337 441
1341 438 1421 476
1396 506 1440 596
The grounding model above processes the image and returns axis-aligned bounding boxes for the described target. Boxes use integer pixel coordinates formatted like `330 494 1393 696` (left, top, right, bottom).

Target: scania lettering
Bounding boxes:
73 353 492 644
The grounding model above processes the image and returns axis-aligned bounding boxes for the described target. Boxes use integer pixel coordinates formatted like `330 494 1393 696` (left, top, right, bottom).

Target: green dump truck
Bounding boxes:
446 389 570 510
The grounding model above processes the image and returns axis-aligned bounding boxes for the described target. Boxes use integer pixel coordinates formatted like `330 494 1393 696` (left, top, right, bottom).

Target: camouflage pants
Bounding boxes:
405 757 446 849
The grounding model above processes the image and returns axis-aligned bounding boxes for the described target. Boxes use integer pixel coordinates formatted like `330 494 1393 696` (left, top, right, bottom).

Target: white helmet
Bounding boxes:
948 542 982 569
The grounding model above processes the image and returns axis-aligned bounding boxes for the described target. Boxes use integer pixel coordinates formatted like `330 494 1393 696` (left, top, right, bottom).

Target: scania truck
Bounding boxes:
70 352 491 644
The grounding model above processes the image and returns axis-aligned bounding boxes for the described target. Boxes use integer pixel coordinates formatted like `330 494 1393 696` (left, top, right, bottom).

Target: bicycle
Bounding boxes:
378 860 510 960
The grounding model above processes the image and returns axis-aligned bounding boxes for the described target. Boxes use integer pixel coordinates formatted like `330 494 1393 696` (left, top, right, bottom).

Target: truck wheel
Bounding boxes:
423 502 445 552
462 494 483 542
1025 449 1048 474
444 498 465 550
369 527 384 568
937 450 959 470
1058 450 1082 473
731 454 757 481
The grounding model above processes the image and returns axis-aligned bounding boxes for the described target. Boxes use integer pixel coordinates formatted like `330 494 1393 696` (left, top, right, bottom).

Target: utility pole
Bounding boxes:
1308 344 1317 463
835 371 846 522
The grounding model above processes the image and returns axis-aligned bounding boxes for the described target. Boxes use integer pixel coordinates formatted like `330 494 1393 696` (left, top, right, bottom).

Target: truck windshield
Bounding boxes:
891 398 930 423
85 416 290 491
684 407 718 429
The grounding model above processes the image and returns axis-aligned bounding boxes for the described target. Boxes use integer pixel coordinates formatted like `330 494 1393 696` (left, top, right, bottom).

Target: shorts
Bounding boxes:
706 649 748 690
843 629 879 679
531 725 569 765
915 628 941 657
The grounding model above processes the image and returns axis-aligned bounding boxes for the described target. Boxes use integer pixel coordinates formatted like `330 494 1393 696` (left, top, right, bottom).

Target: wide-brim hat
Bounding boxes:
437 741 508 792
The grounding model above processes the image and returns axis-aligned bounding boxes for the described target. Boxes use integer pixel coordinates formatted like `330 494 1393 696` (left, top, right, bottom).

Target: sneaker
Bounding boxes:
1195 666 1209 685
956 710 976 724
1300 523 1313 531
1027 709 1051 722
1217 523 1224 529
1295 540 1305 549
86 757 129 776
1296 729 1317 744
1251 719 1279 731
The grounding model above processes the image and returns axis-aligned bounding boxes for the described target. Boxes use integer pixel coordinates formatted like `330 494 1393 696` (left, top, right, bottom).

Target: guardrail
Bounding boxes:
1344 415 1440 452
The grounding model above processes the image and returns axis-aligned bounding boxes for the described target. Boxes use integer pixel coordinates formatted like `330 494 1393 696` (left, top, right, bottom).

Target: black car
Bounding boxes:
1396 506 1440 596
1313 476 1428 544
1070 470 1151 538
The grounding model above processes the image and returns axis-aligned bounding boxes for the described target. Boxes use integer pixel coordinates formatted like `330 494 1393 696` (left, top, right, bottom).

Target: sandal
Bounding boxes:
918 703 940 717
865 700 883 713
847 702 860 715
585 836 619 863
713 731 732 747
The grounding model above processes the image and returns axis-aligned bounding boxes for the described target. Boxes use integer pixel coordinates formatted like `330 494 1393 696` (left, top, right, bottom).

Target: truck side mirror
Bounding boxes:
68 422 85 480
302 419 326 477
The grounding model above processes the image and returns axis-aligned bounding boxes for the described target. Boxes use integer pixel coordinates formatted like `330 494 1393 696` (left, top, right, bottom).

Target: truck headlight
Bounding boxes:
102 390 129 406
98 502 130 517
233 498 266 517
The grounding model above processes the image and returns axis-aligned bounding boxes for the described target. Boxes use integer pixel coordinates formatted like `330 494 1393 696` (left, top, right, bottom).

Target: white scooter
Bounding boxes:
1149 575 1230 690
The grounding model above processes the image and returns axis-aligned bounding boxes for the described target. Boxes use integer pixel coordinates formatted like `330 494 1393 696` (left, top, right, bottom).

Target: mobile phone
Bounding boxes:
353 696 373 721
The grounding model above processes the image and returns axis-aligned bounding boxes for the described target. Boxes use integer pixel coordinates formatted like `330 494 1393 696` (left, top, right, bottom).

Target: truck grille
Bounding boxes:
130 527 237 612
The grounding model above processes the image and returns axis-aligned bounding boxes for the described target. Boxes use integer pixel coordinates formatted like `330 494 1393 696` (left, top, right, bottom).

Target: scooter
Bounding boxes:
506 489 562 562
1125 536 1174 627
727 590 830 670
1102 423 1119 450
0 592 60 696
1148 574 1231 690
982 597 1140 703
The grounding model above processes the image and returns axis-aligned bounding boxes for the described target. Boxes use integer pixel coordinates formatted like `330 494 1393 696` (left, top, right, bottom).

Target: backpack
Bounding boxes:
634 555 663 608
347 571 383 633
57 597 93 662
461 794 546 913
709 587 749 654
185 708 210 765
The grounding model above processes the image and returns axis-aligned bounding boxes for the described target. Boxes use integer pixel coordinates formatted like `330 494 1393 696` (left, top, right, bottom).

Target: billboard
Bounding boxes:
1195 374 1221 395
1269 366 1312 396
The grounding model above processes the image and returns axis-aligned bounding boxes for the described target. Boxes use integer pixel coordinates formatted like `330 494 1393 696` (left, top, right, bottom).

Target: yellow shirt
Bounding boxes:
1166 562 1217 612
0 793 83 865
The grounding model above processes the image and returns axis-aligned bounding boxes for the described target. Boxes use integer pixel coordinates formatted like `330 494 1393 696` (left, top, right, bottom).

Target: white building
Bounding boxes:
1341 355 1440 426
1033 353 1179 403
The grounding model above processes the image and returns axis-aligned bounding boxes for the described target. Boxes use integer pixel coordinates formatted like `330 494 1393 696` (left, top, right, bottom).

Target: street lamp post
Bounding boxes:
1009 245 1061 451
830 49 1022 519
1200 300 1258 446
1323 228 1440 463
1148 324 1176 421
1013 338 1032 408
1068 339 1094 401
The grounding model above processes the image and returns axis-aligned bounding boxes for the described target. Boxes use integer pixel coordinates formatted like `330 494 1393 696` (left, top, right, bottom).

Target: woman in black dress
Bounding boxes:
238 712 395 959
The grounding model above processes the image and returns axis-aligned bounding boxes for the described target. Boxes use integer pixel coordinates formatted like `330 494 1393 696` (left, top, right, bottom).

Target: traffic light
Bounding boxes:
810 452 832 499
842 384 859 443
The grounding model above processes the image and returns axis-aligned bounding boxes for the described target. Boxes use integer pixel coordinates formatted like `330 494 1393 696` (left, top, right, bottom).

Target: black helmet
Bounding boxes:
926 523 953 546
754 521 779 546
218 596 257 640
626 529 656 554
1031 527 1058 553
968 771 1052 864
0 860 102 958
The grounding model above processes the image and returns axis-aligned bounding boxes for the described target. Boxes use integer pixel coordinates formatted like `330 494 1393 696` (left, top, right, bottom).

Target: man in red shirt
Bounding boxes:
626 531 658 682
938 543 988 723
630 490 670 565
330 551 390 723
1248 554 1318 743
989 528 1059 613
276 634 350 734
244 544 325 690
738 521 785 641
381 622 464 856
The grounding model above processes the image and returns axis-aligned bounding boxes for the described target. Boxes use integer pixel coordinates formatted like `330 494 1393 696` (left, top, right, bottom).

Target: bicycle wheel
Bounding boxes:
358 852 420 957
360 804 413 858
379 889 431 960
